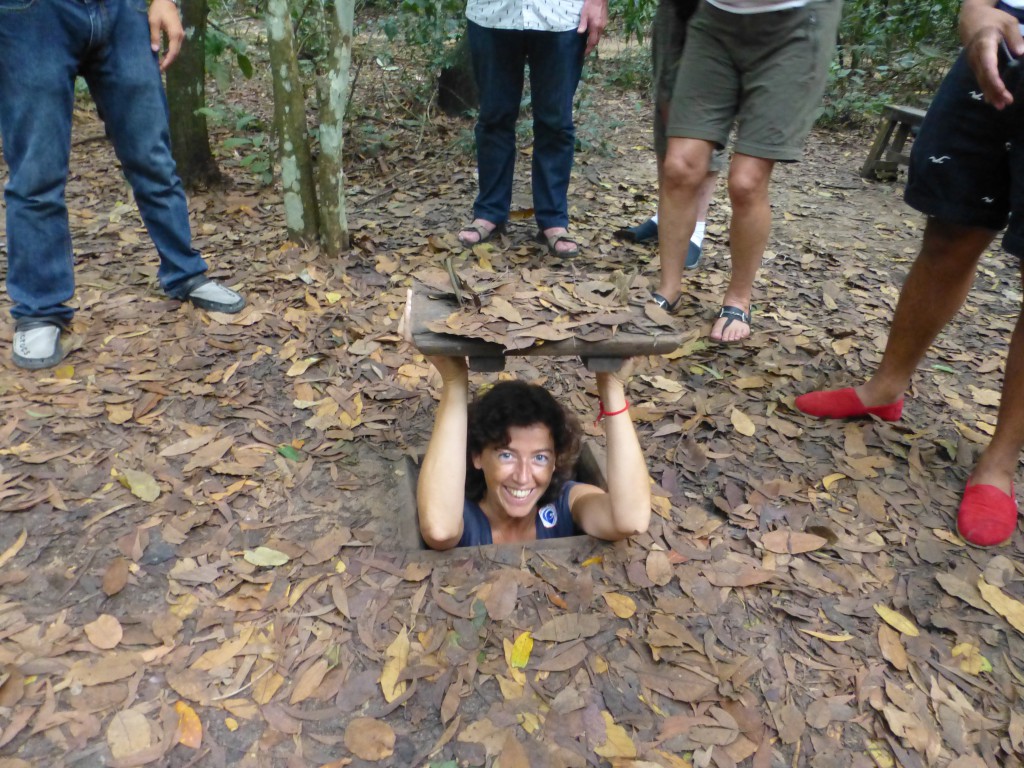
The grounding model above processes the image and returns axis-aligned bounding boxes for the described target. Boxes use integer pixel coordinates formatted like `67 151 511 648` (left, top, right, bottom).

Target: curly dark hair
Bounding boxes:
466 380 582 505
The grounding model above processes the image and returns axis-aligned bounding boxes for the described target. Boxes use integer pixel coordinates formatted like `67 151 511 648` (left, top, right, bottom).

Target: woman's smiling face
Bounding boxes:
473 423 557 521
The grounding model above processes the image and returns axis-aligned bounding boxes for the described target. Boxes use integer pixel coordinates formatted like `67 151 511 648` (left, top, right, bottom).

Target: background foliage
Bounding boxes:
185 0 964 185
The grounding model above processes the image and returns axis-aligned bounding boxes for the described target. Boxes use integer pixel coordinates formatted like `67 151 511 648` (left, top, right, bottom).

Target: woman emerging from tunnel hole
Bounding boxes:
416 354 652 549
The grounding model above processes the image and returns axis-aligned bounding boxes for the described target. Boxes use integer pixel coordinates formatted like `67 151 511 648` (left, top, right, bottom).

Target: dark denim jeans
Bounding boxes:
0 0 207 323
467 21 586 232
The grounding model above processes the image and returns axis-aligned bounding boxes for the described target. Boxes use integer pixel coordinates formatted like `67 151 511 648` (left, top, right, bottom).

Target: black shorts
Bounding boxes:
905 50 1024 257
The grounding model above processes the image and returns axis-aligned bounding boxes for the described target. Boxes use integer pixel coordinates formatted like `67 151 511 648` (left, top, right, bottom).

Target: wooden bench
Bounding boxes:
409 288 682 373
860 104 928 180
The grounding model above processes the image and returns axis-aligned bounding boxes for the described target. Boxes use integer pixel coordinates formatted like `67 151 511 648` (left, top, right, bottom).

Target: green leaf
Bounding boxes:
243 547 290 567
277 444 302 461
470 598 487 630
236 53 254 79
932 364 956 374
694 363 724 380
222 137 252 150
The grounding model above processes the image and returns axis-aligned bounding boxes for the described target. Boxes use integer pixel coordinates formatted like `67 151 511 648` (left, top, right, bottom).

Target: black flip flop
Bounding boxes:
712 305 751 344
650 292 681 314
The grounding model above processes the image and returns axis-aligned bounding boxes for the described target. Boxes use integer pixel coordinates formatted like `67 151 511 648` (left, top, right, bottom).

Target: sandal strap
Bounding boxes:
548 235 577 248
651 292 679 313
717 305 751 324
458 221 504 246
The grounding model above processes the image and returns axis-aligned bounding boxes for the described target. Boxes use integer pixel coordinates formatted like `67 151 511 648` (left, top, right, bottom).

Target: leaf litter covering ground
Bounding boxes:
0 98 1023 768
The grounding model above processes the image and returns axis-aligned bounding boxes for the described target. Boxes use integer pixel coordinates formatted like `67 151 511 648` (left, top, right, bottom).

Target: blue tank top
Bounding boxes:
458 481 579 547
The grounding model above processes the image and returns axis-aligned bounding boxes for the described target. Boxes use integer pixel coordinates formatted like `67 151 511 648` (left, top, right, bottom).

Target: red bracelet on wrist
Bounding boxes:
596 399 630 425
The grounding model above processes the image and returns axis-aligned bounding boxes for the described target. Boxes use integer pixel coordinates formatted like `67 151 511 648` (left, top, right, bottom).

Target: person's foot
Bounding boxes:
615 218 658 244
794 386 904 421
12 320 68 370
709 303 751 343
957 474 1019 547
540 227 579 258
458 219 502 247
685 240 703 270
174 276 246 313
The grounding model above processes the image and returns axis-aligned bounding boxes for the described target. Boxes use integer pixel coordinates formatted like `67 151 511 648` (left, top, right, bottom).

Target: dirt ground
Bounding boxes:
0 47 1022 768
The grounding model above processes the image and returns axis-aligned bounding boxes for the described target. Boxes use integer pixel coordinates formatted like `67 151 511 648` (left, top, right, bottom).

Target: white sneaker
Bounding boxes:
181 278 246 313
12 323 67 370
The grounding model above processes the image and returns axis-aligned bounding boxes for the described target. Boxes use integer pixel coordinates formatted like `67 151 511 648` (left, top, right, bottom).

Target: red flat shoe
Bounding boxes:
957 480 1019 547
794 387 903 422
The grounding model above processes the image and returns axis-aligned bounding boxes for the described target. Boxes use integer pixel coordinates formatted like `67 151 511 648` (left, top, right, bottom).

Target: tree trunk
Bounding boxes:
267 0 320 244
437 32 478 117
316 0 354 257
166 0 223 190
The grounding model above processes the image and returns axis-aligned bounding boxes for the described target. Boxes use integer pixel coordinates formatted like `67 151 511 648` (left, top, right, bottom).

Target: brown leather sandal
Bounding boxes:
457 221 505 248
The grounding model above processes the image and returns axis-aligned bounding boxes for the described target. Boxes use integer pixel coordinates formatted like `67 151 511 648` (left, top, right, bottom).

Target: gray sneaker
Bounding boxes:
12 320 68 370
174 275 246 313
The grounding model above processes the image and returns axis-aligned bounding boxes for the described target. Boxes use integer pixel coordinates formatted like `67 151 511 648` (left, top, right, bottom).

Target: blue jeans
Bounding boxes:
467 21 586 232
0 0 207 323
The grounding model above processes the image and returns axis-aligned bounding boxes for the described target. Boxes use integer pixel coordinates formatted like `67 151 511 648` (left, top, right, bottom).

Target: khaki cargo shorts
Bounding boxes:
667 0 842 161
651 0 725 170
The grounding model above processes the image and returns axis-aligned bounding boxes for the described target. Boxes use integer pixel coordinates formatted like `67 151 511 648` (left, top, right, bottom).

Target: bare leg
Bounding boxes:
970 265 1024 494
656 137 713 302
691 171 717 232
857 219 997 406
655 159 716 230
710 153 774 342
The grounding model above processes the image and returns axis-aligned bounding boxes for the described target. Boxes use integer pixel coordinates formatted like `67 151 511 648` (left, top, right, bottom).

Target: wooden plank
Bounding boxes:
885 104 927 124
409 288 681 361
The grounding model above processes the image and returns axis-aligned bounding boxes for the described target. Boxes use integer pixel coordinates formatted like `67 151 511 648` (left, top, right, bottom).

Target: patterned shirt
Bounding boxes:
466 0 585 32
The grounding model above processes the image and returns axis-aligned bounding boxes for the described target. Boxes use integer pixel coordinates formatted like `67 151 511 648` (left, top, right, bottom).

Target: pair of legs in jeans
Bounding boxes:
0 0 243 369
797 51 1024 547
458 21 585 257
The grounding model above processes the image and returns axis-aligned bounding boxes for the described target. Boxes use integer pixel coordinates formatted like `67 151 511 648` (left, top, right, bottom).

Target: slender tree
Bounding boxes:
267 0 320 244
166 0 223 189
316 0 355 255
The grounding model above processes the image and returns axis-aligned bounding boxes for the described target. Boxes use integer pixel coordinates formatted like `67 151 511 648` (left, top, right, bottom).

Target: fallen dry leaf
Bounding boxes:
174 700 203 749
0 530 27 569
761 529 828 554
118 468 160 502
84 614 123 650
380 627 410 703
106 708 152 760
102 557 130 596
344 717 395 761
730 408 756 436
602 592 637 619
978 577 1024 634
874 604 920 637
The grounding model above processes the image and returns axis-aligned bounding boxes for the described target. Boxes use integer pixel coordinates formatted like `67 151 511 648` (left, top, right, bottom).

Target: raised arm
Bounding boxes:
570 359 651 540
417 356 471 550
960 0 1024 109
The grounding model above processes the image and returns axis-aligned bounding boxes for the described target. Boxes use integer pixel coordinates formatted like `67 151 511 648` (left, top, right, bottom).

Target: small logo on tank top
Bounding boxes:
539 505 558 528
